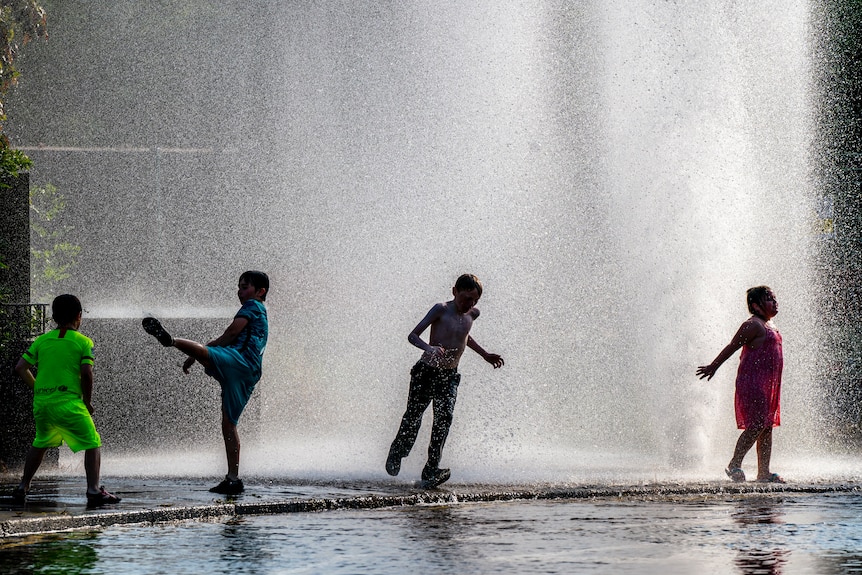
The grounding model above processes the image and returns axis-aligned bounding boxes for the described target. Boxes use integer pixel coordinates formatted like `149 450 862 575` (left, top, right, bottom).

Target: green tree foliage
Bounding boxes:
0 1 45 283
29 183 79 302
0 0 45 179
0 0 46 123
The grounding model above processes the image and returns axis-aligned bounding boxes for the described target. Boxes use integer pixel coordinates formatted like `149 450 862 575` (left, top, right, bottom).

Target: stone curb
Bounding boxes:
2 483 858 538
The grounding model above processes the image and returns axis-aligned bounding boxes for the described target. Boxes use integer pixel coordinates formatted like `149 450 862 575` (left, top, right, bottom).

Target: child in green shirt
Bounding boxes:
13 294 121 506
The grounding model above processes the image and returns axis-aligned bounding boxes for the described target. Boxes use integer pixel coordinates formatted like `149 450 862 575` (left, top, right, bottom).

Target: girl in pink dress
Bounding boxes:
697 286 784 483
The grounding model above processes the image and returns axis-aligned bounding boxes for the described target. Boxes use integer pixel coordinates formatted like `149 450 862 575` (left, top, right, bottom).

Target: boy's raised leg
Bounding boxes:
142 317 213 369
173 339 213 369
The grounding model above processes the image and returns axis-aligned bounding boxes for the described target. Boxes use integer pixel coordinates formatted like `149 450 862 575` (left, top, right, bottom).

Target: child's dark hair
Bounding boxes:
746 285 772 317
454 273 483 297
240 270 269 301
52 294 82 325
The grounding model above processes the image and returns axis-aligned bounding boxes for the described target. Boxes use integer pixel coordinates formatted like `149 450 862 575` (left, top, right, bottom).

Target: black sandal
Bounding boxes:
11 487 26 504
209 476 244 495
87 486 121 507
142 317 174 347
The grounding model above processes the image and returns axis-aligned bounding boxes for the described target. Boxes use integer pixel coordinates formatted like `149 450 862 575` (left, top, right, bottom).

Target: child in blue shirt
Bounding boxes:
143 271 269 494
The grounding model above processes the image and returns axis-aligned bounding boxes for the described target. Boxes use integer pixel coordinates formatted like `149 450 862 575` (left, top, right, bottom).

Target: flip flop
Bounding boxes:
86 486 121 507
756 473 786 484
725 467 746 482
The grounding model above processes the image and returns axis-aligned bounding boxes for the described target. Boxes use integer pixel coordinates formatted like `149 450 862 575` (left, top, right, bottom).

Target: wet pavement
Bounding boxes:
2 473 860 538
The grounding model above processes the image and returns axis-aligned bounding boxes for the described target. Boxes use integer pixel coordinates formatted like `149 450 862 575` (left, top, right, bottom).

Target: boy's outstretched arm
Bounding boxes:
14 358 35 389
467 336 504 369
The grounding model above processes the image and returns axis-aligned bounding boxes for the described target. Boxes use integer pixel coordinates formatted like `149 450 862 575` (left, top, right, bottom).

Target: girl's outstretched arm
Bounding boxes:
696 318 763 381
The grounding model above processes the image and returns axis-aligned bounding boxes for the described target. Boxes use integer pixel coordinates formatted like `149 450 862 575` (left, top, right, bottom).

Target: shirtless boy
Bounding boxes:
385 274 504 487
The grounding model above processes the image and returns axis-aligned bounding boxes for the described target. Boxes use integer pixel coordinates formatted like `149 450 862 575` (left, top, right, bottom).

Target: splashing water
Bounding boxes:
10 1 828 483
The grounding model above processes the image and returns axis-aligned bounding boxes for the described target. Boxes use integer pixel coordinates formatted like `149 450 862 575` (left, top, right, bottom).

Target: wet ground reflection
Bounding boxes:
3 493 862 573
731 497 790 575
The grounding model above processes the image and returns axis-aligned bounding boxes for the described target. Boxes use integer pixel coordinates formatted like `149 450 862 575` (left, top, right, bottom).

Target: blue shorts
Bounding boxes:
205 346 261 424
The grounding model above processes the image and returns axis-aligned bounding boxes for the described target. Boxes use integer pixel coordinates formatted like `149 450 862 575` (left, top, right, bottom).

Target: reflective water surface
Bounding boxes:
3 492 862 574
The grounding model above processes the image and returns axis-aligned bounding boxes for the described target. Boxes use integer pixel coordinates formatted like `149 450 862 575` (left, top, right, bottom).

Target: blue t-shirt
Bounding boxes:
230 299 268 371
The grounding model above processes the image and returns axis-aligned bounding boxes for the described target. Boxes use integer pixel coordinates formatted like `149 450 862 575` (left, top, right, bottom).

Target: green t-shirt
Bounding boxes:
22 328 94 403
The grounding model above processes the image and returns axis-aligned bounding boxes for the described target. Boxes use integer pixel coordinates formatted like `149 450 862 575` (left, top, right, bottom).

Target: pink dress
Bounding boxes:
735 324 783 429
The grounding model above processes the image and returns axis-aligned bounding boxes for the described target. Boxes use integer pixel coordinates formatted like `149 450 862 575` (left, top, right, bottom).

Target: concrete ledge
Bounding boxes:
3 482 860 538
1 504 235 537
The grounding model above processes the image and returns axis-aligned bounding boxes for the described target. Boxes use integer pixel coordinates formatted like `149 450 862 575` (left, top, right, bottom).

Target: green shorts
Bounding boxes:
32 398 102 452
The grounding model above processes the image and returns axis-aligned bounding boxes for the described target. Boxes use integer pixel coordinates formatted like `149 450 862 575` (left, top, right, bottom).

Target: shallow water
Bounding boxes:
3 492 862 574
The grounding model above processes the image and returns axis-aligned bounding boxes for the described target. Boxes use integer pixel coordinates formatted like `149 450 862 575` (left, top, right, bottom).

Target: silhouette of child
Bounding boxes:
12 294 121 506
143 271 269 495
697 286 784 483
386 274 504 487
